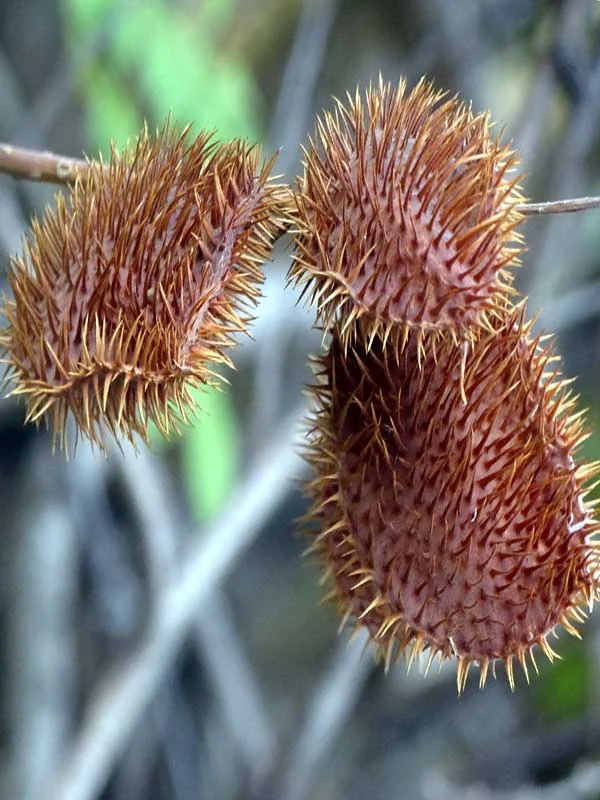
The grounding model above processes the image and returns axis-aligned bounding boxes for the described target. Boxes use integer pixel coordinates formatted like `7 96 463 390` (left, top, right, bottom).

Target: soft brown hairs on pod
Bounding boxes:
303 307 600 692
289 77 524 351
0 125 287 450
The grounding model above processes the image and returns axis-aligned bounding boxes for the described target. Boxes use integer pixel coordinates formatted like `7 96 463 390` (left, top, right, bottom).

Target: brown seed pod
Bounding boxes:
303 308 600 691
0 124 286 450
290 78 525 351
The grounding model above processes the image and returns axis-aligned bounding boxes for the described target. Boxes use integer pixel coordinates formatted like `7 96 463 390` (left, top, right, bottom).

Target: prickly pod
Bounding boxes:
303 307 600 691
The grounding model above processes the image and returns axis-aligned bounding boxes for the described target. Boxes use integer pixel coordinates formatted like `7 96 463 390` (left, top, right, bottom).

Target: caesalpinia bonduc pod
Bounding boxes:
290 78 525 354
1 125 286 450
304 309 599 691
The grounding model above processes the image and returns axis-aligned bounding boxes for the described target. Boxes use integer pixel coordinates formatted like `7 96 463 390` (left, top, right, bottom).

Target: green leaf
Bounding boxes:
202 0 234 26
180 385 240 522
59 0 114 33
80 68 143 152
528 640 588 722
60 0 261 147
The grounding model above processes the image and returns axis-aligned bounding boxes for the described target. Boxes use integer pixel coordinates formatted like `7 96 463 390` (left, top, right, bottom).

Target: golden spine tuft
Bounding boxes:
303 306 600 691
0 124 287 450
289 77 525 351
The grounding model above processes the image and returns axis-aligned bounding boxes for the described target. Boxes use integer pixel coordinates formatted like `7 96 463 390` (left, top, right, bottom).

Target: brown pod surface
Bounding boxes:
304 309 600 690
0 125 286 450
290 78 525 349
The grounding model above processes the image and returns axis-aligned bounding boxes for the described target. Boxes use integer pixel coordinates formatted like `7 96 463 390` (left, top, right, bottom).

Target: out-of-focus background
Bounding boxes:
1 1 600 799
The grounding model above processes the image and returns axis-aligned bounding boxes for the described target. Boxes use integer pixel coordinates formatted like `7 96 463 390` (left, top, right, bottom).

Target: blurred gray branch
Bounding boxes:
50 408 307 800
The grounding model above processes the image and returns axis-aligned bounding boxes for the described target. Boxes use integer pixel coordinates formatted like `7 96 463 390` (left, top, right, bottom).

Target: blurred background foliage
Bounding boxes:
1 1 600 799
60 0 262 147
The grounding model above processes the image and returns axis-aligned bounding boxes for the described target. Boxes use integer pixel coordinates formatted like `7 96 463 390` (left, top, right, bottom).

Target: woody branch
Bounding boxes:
2 141 600 217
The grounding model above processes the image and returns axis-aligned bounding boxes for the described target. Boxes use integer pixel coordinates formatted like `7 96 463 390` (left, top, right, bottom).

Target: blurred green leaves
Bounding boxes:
528 641 588 723
60 0 261 148
181 384 241 521
59 0 261 520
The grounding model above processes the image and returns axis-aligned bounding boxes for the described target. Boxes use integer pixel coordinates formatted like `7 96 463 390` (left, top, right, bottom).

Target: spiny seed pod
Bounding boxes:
290 77 525 351
303 307 600 691
0 124 286 450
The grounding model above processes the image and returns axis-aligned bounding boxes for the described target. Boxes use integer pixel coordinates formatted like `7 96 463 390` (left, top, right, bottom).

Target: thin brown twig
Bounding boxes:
49 407 307 800
518 196 600 215
0 143 88 184
2 140 600 218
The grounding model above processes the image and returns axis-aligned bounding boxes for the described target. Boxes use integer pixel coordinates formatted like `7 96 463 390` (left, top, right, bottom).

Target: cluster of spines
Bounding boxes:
0 124 287 450
292 78 600 692
290 77 525 353
303 315 600 691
